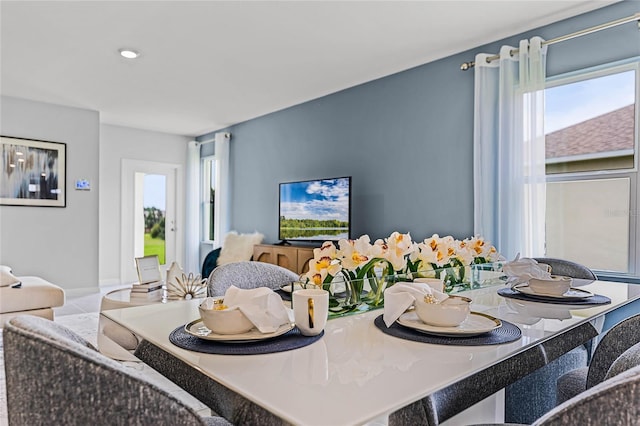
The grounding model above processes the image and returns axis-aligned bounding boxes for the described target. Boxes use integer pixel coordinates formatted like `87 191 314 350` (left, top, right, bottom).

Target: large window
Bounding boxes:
544 60 638 275
201 155 216 242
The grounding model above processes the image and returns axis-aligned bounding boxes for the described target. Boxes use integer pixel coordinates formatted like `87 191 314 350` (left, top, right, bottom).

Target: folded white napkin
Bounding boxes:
502 255 552 287
222 285 291 333
383 282 448 327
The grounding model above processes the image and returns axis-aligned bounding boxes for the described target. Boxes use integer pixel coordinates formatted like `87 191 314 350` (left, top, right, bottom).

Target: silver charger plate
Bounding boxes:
513 283 594 300
397 311 502 337
184 319 294 343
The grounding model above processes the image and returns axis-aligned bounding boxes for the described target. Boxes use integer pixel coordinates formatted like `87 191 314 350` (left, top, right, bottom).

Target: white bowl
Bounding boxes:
528 275 572 296
414 295 472 327
199 301 254 335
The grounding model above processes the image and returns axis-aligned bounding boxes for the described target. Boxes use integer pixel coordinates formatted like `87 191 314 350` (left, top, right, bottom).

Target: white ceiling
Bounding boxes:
0 1 618 137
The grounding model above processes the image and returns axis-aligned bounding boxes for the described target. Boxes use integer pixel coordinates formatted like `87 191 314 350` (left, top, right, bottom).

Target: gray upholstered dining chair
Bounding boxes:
503 257 598 423
473 363 640 426
605 340 640 380
3 315 232 426
532 257 597 281
556 312 640 404
207 260 300 297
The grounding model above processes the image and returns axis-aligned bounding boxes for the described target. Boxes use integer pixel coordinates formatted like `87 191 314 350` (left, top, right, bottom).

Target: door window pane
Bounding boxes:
546 178 630 273
143 174 166 265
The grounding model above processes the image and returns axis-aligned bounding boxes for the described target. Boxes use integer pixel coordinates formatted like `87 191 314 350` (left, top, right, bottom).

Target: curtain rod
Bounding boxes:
196 132 231 145
460 12 640 71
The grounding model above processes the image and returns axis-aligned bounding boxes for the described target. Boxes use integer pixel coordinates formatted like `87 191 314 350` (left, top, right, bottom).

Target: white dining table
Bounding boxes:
101 279 640 426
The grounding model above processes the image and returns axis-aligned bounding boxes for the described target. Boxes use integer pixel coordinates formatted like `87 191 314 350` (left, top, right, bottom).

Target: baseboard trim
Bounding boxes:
99 278 126 287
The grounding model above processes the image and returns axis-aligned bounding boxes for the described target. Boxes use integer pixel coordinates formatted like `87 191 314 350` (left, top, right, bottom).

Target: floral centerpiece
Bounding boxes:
301 232 502 314
408 234 502 292
302 232 411 313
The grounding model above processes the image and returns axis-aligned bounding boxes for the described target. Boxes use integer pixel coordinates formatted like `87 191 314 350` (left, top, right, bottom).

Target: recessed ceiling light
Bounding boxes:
119 48 140 59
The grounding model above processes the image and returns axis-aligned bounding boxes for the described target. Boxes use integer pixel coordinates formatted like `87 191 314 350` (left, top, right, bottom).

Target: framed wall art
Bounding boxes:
0 136 66 207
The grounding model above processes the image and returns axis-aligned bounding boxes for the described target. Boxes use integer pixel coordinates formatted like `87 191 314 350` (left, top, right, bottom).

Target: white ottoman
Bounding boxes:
0 276 65 327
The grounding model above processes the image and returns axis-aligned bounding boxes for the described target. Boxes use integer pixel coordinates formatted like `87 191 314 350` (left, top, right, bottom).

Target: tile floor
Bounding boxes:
53 284 131 316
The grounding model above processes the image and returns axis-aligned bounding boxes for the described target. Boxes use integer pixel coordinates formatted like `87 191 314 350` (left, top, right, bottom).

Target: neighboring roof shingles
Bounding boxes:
546 104 635 159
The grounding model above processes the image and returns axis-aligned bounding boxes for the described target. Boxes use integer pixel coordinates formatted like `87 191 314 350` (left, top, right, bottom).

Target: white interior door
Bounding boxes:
121 159 183 284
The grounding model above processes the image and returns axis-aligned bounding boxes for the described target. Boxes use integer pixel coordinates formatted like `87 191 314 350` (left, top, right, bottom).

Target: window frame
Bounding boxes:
544 58 639 278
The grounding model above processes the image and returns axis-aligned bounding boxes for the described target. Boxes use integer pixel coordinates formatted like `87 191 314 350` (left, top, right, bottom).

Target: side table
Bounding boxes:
98 287 168 361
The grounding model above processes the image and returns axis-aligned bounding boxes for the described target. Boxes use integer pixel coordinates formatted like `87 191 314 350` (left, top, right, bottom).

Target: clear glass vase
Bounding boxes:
363 274 397 308
412 262 505 293
410 266 468 293
322 274 401 317
323 278 363 317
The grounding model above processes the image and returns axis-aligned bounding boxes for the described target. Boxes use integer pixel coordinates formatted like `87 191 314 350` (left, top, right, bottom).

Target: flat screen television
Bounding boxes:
279 176 351 243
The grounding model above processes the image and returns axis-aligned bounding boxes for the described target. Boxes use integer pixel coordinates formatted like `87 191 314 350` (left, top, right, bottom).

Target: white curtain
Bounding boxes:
185 140 201 275
473 37 547 259
214 132 231 247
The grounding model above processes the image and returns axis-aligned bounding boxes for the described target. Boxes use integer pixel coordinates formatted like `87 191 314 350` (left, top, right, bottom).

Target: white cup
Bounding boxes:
413 277 445 293
293 289 329 336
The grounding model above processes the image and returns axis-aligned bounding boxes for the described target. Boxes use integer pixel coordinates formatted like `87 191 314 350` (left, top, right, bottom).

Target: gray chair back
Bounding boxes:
505 259 596 423
3 315 231 426
556 313 640 406
587 313 640 388
605 341 640 381
534 364 640 425
532 257 597 280
207 261 299 297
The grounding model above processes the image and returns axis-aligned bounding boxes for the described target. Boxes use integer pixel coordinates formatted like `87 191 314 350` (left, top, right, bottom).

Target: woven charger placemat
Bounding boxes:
374 314 521 346
169 325 323 355
497 287 611 305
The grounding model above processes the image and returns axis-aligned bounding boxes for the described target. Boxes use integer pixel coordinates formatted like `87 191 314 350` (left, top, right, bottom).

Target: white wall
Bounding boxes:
0 96 100 291
99 124 190 286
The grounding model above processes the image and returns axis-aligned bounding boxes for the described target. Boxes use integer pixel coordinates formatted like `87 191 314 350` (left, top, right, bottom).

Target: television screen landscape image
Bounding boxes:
279 176 351 242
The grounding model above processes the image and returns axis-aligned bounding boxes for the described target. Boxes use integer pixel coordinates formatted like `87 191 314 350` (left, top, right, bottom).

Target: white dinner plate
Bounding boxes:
184 319 294 343
513 283 593 300
279 283 305 293
397 311 502 337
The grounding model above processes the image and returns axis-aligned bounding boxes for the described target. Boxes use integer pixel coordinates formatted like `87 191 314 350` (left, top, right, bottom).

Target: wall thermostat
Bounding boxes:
75 179 91 190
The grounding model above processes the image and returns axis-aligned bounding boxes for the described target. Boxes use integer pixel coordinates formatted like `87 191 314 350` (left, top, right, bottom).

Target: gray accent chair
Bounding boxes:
474 363 640 425
532 257 598 281
207 260 300 297
606 341 640 379
503 257 597 423
3 315 232 426
556 312 640 405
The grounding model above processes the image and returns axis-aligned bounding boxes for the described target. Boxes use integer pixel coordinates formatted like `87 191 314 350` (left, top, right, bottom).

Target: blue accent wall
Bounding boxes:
199 2 640 245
